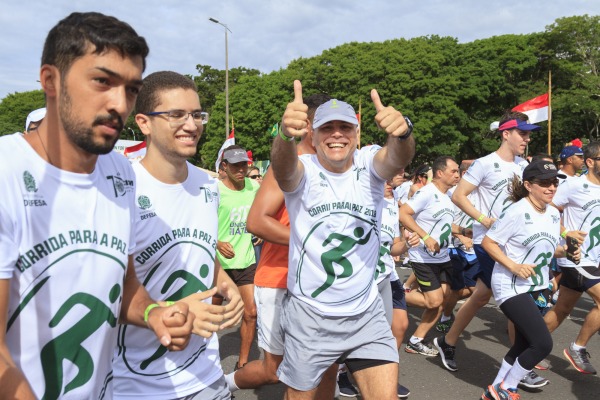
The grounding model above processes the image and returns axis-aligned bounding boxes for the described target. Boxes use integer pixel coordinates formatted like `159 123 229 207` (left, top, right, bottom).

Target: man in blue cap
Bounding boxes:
558 145 584 183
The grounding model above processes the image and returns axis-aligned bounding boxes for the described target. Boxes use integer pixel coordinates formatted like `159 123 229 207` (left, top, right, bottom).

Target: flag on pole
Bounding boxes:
215 128 235 172
512 93 549 124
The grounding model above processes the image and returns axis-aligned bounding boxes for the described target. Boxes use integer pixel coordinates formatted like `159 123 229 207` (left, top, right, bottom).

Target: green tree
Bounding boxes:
0 90 45 135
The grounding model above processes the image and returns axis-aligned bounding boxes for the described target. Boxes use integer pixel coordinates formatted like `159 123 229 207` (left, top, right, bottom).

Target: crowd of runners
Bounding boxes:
2 11 600 400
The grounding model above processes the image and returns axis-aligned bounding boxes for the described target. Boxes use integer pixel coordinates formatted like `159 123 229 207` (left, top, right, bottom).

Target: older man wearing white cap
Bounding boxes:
271 80 415 400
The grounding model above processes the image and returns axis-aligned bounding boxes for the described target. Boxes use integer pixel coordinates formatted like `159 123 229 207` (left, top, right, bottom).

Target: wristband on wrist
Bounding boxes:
397 116 413 140
477 214 485 223
422 234 430 241
278 125 296 142
144 303 160 324
561 230 569 239
165 301 175 306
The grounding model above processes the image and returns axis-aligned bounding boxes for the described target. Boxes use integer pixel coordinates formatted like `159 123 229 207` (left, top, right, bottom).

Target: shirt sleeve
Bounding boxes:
462 158 484 187
551 178 570 208
485 206 518 246
406 187 429 214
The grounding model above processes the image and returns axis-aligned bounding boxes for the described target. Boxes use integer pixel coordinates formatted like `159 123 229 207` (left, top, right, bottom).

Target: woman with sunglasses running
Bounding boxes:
480 160 579 400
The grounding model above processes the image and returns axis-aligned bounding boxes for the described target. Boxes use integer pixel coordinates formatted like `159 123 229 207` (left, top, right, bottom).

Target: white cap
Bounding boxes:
25 107 46 131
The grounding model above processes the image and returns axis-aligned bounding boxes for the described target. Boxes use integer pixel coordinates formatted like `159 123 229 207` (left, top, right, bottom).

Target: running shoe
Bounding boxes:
405 340 439 356
564 344 597 374
480 385 493 400
433 336 457 371
534 358 550 370
518 370 549 389
337 371 359 397
397 383 410 399
435 314 454 333
488 382 520 400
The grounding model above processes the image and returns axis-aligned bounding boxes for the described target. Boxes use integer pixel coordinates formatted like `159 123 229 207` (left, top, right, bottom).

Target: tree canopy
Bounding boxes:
2 14 598 170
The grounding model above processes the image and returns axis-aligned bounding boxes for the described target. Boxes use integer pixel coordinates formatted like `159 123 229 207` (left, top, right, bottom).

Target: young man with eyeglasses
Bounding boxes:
111 71 243 400
0 13 193 399
434 111 550 389
216 145 260 370
271 80 414 400
544 141 600 375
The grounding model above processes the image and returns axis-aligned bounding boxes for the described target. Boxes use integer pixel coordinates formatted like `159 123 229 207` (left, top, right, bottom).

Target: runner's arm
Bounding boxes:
0 279 36 399
121 255 193 350
247 169 290 246
452 179 494 229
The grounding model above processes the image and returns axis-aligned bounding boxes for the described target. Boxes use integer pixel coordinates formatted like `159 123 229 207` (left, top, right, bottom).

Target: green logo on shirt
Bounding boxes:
585 217 600 257
137 195 152 210
23 171 38 192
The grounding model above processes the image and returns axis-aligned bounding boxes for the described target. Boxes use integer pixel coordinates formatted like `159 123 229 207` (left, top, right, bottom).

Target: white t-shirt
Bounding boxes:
284 147 385 316
447 187 477 254
376 197 400 284
557 169 574 186
395 180 411 204
112 162 221 399
487 199 560 306
0 133 136 399
462 152 526 244
553 175 600 268
406 183 454 263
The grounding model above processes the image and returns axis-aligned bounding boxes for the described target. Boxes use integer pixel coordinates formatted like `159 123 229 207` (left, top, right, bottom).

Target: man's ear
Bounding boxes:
135 114 152 138
40 65 59 98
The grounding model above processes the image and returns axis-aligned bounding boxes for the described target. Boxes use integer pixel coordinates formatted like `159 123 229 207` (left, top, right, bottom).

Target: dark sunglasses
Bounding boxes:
532 179 560 188
248 174 262 179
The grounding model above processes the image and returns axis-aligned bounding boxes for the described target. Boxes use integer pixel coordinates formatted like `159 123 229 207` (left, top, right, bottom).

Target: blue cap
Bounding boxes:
559 145 583 160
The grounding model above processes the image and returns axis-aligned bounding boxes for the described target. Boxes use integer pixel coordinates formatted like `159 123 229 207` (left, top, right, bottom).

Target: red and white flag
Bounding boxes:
512 93 549 124
123 141 147 162
215 130 235 172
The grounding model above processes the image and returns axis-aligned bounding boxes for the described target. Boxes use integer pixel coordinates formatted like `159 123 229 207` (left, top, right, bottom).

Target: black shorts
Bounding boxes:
560 266 600 293
411 260 452 292
224 263 257 286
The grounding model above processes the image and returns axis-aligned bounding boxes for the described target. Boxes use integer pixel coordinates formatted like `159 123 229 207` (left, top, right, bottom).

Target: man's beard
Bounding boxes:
59 82 124 155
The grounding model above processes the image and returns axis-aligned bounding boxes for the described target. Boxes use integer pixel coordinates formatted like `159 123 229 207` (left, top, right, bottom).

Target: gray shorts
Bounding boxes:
175 375 230 400
378 276 393 325
277 292 398 391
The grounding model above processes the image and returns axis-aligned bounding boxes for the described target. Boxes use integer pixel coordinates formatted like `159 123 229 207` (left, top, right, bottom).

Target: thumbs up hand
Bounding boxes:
371 89 411 138
281 80 308 139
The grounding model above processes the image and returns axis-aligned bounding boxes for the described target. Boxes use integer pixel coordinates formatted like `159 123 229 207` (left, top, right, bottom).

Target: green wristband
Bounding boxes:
561 230 569 238
477 214 485 223
165 300 175 306
422 234 430 241
278 125 296 142
144 303 160 323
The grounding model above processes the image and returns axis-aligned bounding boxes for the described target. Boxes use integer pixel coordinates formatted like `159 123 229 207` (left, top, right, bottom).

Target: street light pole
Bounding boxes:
209 17 232 139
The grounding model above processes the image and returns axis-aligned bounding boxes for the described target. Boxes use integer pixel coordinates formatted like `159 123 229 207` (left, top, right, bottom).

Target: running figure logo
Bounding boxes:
312 227 372 298
531 252 553 288
584 217 600 257
140 264 211 370
40 284 121 400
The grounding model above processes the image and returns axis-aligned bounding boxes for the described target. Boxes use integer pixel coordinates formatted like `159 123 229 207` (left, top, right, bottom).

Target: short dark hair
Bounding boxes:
432 156 456 177
135 71 197 114
42 12 149 76
305 94 332 122
584 141 600 160
531 153 553 163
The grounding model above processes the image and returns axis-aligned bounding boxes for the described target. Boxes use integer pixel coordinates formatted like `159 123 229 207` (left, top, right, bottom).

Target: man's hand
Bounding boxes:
146 302 194 351
217 241 235 259
218 281 244 330
457 235 473 251
179 287 229 338
371 89 410 138
481 217 496 230
424 236 440 254
405 230 420 247
281 80 308 139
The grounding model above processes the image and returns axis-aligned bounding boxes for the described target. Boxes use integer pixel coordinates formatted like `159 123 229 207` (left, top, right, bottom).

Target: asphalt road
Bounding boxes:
218 267 600 399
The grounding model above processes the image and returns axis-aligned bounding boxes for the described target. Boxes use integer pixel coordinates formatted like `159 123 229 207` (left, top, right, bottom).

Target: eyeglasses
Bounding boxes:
248 174 262 180
145 110 209 128
532 179 560 188
589 156 600 161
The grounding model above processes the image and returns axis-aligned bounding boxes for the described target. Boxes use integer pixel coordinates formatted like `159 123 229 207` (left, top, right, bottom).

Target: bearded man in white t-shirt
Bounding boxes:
0 13 193 399
271 80 414 400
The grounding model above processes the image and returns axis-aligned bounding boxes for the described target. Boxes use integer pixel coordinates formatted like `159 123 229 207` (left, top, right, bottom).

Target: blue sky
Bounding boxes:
0 0 597 100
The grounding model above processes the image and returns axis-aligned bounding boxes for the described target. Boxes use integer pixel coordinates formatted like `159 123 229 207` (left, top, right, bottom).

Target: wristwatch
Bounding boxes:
398 116 413 140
